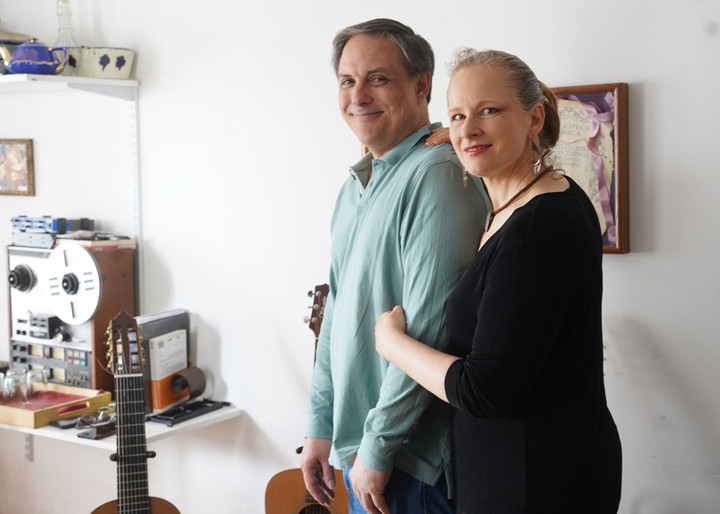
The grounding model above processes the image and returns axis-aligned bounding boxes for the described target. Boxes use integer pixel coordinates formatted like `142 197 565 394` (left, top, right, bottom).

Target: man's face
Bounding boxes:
337 34 430 159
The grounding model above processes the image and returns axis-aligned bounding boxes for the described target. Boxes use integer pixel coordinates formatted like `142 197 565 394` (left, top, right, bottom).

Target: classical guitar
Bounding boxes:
265 284 348 514
93 310 180 514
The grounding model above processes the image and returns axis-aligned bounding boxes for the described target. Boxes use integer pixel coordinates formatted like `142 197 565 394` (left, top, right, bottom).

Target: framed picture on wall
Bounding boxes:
0 139 35 196
550 83 628 254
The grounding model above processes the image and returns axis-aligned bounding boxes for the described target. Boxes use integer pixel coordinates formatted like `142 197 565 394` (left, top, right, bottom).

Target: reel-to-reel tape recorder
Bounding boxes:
7 241 136 392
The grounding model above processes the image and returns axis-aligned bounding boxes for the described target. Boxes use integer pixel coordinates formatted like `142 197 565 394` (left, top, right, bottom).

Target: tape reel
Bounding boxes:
47 244 101 325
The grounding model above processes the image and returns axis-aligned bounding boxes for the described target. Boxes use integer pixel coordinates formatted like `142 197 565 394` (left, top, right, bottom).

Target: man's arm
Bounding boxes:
358 158 486 472
375 305 460 402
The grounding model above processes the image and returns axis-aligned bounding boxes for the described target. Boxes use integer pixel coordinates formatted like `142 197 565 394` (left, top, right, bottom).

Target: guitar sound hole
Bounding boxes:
299 504 331 514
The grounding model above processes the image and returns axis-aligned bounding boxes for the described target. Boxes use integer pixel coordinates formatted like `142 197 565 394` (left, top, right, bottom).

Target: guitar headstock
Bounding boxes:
306 284 329 342
105 310 144 375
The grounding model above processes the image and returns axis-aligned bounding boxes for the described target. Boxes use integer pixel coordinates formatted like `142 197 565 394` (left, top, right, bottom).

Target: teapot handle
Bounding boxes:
51 46 68 74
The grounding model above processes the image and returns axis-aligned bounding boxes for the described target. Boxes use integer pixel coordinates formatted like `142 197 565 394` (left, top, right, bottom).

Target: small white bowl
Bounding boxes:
76 47 135 79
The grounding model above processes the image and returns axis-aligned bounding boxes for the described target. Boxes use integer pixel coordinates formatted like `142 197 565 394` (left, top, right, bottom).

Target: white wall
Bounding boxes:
0 0 718 512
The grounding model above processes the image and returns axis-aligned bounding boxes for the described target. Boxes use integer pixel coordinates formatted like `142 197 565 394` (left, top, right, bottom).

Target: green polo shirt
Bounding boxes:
306 123 488 488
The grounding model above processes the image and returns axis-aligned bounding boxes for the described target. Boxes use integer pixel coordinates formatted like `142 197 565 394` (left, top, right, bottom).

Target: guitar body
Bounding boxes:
265 469 348 514
265 286 347 513
92 496 180 514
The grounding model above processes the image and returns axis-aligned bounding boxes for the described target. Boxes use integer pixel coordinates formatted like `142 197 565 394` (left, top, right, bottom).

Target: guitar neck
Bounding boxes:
94 310 180 514
307 284 329 363
115 373 150 513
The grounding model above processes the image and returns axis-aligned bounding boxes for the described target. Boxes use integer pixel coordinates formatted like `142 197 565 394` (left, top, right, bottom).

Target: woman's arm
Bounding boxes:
375 306 460 402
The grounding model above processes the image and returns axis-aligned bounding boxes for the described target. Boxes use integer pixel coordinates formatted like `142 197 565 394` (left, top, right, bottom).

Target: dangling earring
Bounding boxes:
531 143 542 175
462 169 469 188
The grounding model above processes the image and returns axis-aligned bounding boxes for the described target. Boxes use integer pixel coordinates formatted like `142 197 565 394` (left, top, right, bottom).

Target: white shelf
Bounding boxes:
0 73 138 100
0 404 243 453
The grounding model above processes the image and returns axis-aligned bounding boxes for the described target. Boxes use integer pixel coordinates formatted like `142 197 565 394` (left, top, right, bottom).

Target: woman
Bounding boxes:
375 48 622 513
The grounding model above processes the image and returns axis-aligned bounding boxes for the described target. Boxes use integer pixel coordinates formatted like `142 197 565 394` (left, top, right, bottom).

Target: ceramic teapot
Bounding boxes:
0 38 67 75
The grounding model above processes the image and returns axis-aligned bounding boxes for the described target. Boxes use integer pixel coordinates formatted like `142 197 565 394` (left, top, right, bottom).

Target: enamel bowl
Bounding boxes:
75 47 135 79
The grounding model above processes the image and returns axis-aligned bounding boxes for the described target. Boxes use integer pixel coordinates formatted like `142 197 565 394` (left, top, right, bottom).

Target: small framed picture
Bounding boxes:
0 139 35 196
551 83 628 254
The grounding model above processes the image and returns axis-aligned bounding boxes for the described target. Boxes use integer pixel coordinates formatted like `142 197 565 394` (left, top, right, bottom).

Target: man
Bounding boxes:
301 19 488 514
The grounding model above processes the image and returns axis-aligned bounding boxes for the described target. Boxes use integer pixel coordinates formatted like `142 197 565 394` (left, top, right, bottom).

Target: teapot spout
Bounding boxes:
0 46 11 66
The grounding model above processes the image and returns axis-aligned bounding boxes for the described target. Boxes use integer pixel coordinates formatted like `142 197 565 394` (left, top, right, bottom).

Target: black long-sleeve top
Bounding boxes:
445 178 622 513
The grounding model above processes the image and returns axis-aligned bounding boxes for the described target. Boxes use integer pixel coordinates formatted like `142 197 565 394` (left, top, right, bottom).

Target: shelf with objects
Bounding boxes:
0 0 138 100
1 305 242 461
2 292 239 461
0 403 243 456
1 306 240 460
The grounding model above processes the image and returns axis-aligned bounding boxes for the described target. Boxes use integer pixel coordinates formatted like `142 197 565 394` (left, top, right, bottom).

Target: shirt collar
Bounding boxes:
349 122 442 182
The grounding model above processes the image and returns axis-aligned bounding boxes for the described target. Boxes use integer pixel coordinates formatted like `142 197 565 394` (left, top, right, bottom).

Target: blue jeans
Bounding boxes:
343 466 453 514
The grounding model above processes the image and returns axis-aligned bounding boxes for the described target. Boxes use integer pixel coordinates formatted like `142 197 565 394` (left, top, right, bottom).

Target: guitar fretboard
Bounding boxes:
115 373 150 514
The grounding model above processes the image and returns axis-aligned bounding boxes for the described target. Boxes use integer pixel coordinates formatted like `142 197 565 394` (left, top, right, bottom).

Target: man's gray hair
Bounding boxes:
331 18 435 104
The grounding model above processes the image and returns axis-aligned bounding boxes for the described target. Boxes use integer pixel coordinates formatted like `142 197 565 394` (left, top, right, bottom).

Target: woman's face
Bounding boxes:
447 65 543 179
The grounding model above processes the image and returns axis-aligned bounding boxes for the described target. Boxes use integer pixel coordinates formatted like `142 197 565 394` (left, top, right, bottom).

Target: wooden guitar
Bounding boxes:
265 468 347 514
265 284 349 514
93 310 180 514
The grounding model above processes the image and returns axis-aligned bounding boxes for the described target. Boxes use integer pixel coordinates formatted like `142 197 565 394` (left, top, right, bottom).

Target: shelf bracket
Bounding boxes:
67 82 136 101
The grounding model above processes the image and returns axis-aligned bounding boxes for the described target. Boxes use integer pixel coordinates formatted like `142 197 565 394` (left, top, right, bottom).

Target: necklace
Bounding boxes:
484 168 548 231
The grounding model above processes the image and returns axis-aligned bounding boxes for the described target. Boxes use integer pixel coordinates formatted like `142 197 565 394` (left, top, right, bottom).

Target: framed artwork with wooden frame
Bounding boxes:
550 83 628 253
0 139 35 196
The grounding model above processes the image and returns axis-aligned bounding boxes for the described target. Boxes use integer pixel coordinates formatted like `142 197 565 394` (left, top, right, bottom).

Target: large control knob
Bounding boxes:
8 264 35 292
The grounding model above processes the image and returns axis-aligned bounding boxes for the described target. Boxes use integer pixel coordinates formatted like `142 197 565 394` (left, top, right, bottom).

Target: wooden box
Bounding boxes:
0 383 111 428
